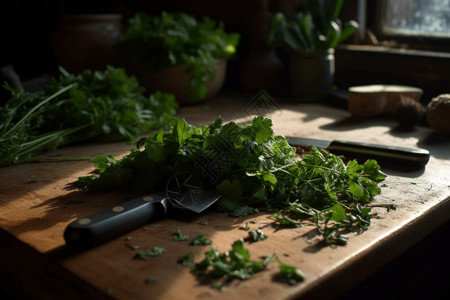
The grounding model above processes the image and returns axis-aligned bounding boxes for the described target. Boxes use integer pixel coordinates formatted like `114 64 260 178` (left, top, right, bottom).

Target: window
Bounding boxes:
381 0 450 38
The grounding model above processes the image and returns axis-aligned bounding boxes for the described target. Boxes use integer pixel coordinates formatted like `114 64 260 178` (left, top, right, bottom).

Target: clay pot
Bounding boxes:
137 59 227 104
51 14 122 73
288 48 335 100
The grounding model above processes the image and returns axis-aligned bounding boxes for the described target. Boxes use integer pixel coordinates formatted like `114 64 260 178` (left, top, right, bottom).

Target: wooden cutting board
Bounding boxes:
1 92 449 299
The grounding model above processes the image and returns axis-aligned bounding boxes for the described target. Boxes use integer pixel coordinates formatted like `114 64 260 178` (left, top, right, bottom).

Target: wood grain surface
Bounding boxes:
1 92 449 299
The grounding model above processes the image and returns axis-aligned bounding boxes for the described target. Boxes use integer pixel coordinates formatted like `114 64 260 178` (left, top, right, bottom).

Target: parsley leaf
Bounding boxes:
190 239 274 288
173 228 189 241
134 247 166 260
190 234 212 246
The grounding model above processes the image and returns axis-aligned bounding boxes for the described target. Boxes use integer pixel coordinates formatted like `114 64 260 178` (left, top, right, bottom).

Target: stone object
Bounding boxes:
426 94 450 134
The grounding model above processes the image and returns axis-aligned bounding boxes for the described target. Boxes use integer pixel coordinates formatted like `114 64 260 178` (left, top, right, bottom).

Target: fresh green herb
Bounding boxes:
25 177 39 184
78 115 386 245
190 234 212 246
239 223 250 231
134 247 166 260
177 252 196 266
0 66 178 167
200 221 208 226
268 0 358 52
190 239 274 288
248 229 267 242
125 236 133 241
145 277 158 284
173 228 189 241
275 256 306 285
115 11 240 101
126 245 141 251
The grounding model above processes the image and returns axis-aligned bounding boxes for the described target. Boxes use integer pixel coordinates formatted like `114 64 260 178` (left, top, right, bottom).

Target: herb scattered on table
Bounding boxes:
177 252 196 266
190 238 274 288
189 238 305 288
248 229 267 242
173 228 189 241
276 257 306 285
145 277 158 284
0 66 178 167
239 223 250 231
134 246 166 260
78 115 386 245
190 234 212 246
126 245 141 251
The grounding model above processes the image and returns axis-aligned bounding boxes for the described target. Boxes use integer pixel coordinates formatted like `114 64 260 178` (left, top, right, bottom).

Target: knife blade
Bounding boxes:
64 173 222 249
287 136 430 168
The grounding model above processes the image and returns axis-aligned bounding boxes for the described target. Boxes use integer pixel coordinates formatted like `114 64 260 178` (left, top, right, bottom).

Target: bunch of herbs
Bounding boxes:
115 11 240 100
0 66 178 167
268 0 359 52
78 116 386 245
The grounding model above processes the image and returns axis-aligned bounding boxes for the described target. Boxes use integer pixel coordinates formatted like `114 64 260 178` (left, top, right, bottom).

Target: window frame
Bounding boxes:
370 0 450 52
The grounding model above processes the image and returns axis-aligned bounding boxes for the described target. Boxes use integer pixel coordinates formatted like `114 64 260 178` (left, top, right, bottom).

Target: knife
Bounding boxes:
64 173 222 249
287 136 430 168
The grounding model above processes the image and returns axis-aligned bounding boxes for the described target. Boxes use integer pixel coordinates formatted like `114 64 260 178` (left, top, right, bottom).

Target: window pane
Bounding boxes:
382 0 450 37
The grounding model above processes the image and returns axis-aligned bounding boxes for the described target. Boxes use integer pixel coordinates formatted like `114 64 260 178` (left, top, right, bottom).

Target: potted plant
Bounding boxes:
114 11 240 104
268 0 358 100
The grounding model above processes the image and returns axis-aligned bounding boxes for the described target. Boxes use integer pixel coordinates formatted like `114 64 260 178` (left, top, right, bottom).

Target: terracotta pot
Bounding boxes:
137 59 227 104
51 14 122 73
288 48 335 101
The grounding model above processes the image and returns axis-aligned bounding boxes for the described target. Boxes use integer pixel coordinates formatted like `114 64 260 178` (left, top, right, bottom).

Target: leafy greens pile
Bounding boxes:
0 66 178 167
115 11 240 100
78 116 386 245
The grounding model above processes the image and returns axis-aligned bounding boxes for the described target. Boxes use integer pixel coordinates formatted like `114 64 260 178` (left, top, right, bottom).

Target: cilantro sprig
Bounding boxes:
78 115 386 244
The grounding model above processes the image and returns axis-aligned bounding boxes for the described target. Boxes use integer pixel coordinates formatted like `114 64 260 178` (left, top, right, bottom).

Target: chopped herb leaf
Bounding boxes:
190 239 274 288
173 228 189 241
145 277 158 284
134 247 166 260
248 229 267 242
190 234 212 246
276 261 305 285
177 252 196 266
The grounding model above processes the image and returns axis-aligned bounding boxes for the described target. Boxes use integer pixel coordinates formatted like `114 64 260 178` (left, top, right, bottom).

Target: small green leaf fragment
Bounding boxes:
173 228 189 241
177 252 195 266
277 262 306 285
145 277 158 284
190 234 212 246
134 247 166 260
248 229 267 242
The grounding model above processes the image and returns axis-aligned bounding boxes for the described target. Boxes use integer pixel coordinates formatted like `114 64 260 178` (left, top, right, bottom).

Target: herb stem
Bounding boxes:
1 84 75 139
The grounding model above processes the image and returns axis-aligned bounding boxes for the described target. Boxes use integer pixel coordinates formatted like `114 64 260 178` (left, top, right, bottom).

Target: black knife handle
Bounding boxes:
328 140 430 168
64 195 170 249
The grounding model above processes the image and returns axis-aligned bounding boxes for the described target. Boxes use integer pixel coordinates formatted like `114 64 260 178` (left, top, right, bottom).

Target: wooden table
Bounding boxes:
1 92 449 299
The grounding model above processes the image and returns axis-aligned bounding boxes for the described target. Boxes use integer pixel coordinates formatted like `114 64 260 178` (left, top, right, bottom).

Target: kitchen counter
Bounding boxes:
1 91 449 299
